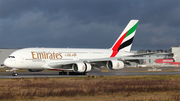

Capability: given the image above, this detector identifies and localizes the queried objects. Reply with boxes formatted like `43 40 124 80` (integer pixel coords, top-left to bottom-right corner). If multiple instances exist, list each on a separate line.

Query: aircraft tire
69 72 75 75
69 72 86 75
59 72 67 75
64 72 67 75
12 73 18 76
82 72 86 75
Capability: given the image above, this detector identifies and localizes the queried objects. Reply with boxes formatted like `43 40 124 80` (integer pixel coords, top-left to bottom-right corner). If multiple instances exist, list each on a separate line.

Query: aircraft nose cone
4 58 10 67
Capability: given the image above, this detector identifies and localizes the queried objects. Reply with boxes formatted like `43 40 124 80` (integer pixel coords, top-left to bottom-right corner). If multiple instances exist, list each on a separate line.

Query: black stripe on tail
118 37 134 51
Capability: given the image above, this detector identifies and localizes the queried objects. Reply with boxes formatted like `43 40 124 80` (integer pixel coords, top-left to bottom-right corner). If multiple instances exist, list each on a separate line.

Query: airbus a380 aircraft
4 20 141 76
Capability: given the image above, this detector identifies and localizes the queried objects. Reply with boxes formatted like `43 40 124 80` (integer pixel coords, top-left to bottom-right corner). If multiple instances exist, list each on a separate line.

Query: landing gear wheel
12 73 18 76
82 72 86 75
69 72 75 75
12 68 18 76
69 72 87 75
64 72 67 75
59 72 67 75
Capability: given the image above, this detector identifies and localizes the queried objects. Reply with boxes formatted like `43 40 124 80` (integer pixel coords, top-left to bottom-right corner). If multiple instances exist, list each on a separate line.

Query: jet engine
72 62 92 72
28 69 44 72
106 60 124 70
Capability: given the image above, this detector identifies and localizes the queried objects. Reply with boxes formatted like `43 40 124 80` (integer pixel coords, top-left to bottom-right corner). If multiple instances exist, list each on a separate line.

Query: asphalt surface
1 68 180 78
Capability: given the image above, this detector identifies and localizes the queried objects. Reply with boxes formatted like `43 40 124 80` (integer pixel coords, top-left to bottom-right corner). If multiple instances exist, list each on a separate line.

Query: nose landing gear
11 69 18 76
6 69 18 76
12 73 18 76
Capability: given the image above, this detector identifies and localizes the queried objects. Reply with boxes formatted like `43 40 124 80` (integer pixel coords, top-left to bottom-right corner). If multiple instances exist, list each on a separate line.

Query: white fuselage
4 48 134 70
3 20 139 76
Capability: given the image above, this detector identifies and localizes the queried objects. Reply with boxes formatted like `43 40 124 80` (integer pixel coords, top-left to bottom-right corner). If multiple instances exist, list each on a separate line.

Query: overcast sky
0 0 180 50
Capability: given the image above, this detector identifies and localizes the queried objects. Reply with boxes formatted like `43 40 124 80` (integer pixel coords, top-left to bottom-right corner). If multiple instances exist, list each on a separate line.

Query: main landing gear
69 72 86 75
58 72 87 75
59 72 67 75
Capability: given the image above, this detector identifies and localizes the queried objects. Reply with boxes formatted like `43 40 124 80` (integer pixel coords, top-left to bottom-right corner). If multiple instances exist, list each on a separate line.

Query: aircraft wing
126 52 172 57
43 56 166 71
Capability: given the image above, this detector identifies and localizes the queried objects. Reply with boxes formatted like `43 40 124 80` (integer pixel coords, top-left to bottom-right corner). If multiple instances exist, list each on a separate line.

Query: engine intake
72 62 92 72
106 60 124 70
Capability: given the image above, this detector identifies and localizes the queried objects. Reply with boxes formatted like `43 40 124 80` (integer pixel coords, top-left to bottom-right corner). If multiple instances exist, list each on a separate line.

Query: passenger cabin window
8 56 15 58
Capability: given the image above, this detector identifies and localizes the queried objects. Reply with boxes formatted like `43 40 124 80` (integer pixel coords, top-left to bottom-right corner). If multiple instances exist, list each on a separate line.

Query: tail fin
110 20 139 57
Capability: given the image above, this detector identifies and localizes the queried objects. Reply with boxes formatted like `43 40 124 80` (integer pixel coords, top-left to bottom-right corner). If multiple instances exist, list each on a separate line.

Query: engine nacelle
28 69 44 72
106 60 124 70
72 62 92 72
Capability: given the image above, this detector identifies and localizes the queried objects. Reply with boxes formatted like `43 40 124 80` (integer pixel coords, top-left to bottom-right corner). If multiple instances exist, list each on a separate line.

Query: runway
1 68 180 78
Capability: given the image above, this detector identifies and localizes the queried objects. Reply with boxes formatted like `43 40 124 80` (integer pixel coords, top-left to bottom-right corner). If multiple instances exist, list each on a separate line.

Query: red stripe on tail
110 31 128 57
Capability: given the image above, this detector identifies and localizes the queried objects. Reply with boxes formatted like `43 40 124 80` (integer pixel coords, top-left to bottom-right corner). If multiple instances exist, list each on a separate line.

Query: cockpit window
8 56 15 58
